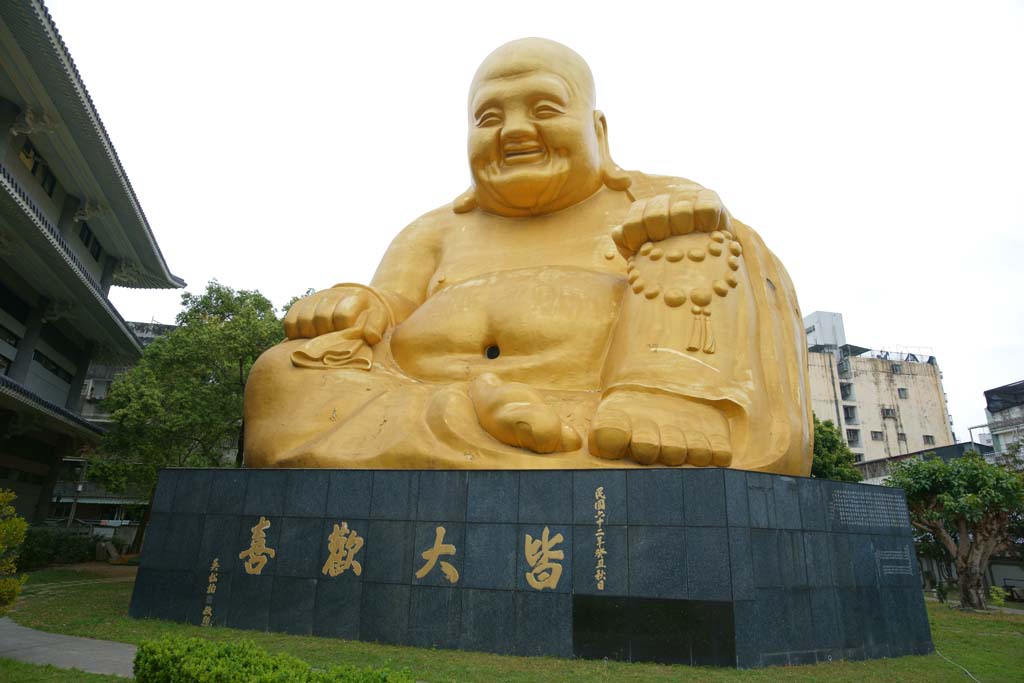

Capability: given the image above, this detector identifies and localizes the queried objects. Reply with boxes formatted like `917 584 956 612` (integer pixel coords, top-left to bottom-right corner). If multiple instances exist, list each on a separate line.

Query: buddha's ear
452 185 477 214
595 110 631 192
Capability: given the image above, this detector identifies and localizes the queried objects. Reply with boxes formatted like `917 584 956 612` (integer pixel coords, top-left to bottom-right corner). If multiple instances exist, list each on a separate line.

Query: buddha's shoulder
626 171 705 197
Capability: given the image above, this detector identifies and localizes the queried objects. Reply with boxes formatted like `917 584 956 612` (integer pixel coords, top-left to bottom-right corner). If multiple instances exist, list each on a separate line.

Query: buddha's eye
533 103 564 119
476 112 502 127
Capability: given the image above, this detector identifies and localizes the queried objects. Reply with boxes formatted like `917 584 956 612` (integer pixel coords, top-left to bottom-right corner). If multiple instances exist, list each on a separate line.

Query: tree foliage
0 489 28 613
94 281 283 495
811 415 862 482
887 451 1024 609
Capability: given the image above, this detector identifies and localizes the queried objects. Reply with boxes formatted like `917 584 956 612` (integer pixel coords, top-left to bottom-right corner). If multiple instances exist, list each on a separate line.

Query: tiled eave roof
0 374 104 440
1 1 184 290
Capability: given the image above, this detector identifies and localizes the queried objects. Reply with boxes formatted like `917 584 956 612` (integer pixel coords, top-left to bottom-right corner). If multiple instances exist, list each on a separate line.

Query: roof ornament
73 200 104 223
9 107 56 136
42 299 73 322
114 259 142 286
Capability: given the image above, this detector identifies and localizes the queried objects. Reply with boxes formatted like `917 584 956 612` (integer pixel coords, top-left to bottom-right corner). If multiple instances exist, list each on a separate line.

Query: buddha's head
455 38 629 217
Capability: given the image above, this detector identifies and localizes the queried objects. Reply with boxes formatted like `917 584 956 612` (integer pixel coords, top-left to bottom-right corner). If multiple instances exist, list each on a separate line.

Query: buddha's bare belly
390 267 625 391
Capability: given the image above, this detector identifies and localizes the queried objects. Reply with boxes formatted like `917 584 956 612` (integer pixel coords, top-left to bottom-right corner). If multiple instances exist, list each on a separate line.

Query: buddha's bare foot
588 390 732 467
469 373 582 454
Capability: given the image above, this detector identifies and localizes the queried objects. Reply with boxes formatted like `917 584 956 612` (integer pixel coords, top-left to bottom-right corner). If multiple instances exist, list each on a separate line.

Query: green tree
811 415 862 482
0 489 28 614
887 451 1024 609
93 281 283 551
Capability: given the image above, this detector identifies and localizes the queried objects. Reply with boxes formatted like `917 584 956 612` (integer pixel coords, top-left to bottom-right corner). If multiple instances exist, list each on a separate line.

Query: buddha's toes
468 373 582 454
588 390 732 467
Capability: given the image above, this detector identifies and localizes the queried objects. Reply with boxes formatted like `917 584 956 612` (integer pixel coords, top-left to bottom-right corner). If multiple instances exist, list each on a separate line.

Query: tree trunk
128 485 155 555
235 417 245 467
956 556 987 609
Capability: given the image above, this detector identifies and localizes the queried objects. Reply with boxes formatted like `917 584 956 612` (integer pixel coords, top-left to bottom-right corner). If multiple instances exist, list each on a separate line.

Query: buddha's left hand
610 189 731 258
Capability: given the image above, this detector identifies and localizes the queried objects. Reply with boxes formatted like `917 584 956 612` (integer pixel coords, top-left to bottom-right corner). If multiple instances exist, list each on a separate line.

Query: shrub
989 585 1007 608
16 526 96 571
0 489 28 613
134 636 414 683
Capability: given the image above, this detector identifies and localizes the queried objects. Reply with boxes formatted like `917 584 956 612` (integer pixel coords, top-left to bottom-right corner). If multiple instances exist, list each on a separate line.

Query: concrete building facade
0 2 182 520
983 380 1024 459
804 312 954 463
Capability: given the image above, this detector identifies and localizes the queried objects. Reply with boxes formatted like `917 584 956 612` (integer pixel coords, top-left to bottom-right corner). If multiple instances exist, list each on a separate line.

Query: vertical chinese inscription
239 516 276 575
415 526 459 584
201 558 220 626
322 521 364 577
525 526 565 591
594 486 607 591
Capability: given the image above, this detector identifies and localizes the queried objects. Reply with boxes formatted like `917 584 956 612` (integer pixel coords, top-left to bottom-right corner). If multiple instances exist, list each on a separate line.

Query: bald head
470 38 596 109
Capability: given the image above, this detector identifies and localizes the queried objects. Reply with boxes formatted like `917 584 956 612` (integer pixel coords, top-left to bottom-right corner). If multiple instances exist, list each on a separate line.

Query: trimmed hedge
16 526 95 571
134 636 413 683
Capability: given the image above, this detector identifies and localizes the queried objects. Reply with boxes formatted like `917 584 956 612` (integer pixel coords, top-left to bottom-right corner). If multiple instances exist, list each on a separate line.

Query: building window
78 222 103 261
897 432 907 442
0 354 10 376
846 429 861 447
871 431 884 441
843 405 858 422
32 350 73 383
0 322 18 348
898 387 909 399
891 363 902 374
805 325 815 335
923 435 935 445
854 452 864 463
840 383 854 400
40 167 57 196
881 407 897 419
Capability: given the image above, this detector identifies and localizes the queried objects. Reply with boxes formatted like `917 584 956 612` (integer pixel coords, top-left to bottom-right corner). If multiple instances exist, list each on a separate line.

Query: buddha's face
468 71 603 216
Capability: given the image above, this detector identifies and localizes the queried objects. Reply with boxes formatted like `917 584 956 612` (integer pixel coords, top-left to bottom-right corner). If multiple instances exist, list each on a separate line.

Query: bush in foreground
0 489 28 613
135 636 413 683
16 526 96 572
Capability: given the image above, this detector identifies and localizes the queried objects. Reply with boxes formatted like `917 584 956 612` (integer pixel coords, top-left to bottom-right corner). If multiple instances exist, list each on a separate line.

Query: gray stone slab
683 468 726 526
466 470 518 523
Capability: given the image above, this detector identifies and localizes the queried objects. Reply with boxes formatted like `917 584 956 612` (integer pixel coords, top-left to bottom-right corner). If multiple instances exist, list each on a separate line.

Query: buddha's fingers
621 201 648 251
641 195 671 241
669 196 695 236
694 189 723 233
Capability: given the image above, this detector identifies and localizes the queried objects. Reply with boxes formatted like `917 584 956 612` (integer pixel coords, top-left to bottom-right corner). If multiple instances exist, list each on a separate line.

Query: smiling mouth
503 147 546 165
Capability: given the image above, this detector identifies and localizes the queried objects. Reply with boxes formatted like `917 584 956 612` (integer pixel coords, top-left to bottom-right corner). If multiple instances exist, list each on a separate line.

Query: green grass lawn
8 566 1024 682
0 658 123 682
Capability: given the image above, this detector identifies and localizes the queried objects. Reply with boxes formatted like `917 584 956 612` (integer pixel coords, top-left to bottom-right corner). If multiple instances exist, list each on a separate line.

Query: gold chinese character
238 516 276 575
322 521 365 577
415 526 459 584
525 526 565 591
206 583 217 595
208 573 218 583
201 605 213 626
210 558 220 571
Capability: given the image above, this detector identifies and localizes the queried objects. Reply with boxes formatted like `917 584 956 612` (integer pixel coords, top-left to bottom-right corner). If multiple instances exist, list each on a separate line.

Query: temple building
0 2 183 520
804 311 954 463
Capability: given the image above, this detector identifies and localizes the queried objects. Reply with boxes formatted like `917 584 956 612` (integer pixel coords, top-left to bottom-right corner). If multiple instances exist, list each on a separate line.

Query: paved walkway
0 617 135 678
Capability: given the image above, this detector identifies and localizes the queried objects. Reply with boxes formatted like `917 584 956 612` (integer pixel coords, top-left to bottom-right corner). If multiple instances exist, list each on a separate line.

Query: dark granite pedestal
131 467 933 668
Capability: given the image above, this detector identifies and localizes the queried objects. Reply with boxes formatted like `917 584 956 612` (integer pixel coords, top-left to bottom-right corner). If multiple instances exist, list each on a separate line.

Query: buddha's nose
501 111 537 141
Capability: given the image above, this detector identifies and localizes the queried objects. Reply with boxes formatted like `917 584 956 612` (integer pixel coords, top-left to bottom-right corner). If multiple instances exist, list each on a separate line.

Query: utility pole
66 459 87 529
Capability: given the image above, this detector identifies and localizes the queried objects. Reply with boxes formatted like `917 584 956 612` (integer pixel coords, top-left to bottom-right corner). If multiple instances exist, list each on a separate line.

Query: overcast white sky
46 0 1023 441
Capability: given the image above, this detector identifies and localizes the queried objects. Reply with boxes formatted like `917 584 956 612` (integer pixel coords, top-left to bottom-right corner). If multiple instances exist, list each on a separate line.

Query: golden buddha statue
244 38 812 475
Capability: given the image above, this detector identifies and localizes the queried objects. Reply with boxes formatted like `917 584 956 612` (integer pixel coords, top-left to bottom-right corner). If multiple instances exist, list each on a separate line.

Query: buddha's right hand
282 286 388 343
